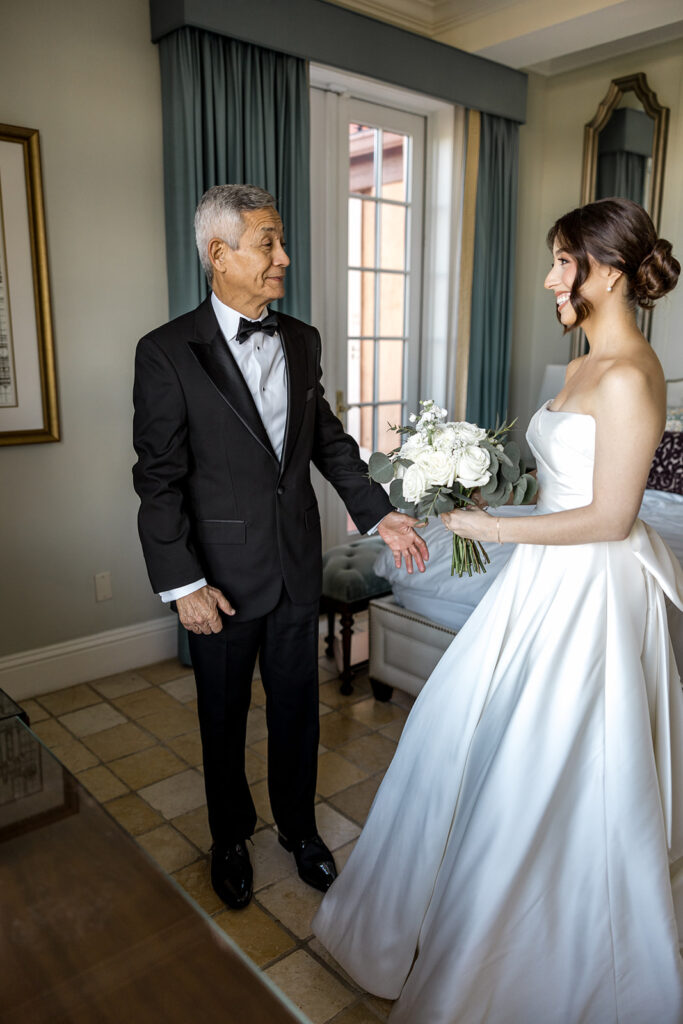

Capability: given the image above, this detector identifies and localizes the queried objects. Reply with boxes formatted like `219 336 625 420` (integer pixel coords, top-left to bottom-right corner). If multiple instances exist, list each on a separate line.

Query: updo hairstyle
546 197 680 330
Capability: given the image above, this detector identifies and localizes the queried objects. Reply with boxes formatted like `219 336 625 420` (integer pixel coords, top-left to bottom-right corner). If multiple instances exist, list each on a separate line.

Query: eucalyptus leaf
368 451 395 485
521 474 539 504
434 493 456 514
389 478 412 510
512 476 528 505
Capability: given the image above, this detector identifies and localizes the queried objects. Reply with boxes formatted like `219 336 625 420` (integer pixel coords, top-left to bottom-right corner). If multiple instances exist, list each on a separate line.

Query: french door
311 92 425 544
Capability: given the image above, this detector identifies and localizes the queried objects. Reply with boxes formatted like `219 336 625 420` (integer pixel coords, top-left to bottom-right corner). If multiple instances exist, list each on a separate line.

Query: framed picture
0 123 59 445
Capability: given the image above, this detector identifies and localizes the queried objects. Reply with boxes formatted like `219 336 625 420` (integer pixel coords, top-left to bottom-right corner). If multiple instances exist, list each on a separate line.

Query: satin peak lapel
278 317 309 475
188 304 277 461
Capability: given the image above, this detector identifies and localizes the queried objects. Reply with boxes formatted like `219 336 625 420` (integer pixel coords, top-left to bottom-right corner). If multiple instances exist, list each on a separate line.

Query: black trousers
188 586 320 845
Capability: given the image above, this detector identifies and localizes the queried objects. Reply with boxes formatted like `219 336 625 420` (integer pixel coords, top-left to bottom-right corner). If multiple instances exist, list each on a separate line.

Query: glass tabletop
0 715 311 1024
0 687 29 725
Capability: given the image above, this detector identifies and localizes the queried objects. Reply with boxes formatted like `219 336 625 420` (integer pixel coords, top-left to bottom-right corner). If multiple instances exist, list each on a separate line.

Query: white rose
456 444 491 488
452 421 487 445
414 448 456 488
402 462 429 503
400 432 428 458
432 425 458 453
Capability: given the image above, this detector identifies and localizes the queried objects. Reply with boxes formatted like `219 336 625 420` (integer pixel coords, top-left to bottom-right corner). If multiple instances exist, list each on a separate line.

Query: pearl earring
607 284 613 292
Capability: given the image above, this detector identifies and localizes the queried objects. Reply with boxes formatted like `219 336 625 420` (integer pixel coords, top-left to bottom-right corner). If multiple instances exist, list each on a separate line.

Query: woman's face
544 242 578 327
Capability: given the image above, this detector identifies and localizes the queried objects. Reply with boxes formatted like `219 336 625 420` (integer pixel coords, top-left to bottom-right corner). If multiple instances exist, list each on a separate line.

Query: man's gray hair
194 184 277 282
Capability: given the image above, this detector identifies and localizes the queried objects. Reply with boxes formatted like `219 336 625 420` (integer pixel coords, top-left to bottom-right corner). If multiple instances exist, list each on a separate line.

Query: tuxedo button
277 486 285 495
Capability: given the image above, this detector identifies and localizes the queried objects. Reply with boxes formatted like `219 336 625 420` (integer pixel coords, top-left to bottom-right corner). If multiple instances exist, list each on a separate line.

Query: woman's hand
440 507 498 543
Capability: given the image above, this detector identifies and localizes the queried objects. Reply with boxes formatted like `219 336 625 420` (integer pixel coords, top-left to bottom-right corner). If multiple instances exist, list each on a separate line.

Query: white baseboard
0 616 179 702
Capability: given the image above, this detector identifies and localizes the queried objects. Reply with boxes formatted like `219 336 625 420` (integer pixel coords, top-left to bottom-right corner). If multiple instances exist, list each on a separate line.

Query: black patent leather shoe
210 840 253 909
278 833 337 892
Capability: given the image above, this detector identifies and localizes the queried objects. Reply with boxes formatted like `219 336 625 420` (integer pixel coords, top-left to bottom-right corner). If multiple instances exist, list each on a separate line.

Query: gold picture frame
0 124 59 444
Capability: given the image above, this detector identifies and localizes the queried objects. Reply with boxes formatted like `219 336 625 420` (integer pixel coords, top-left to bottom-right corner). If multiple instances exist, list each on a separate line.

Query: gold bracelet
496 518 502 544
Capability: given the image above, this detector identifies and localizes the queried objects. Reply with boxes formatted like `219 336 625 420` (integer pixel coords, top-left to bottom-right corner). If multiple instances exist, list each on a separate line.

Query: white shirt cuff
159 578 207 603
367 513 392 535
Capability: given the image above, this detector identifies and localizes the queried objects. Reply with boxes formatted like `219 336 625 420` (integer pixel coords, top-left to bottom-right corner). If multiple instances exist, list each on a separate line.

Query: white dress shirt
159 294 288 603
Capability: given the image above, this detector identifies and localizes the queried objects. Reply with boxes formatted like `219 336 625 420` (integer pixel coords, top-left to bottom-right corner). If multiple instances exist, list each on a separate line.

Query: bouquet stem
450 534 491 578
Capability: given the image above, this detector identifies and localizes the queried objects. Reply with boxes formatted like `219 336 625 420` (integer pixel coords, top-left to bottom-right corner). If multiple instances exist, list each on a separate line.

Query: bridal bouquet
369 400 538 577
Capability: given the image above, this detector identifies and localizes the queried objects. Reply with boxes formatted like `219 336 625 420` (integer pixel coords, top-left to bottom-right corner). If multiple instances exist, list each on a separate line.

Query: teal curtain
466 113 519 427
158 26 311 321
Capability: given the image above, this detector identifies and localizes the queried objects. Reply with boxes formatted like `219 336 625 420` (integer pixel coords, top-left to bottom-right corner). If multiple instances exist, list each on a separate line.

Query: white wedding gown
313 403 683 1024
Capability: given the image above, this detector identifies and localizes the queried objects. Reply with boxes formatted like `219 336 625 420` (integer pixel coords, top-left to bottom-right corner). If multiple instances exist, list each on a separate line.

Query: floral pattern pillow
647 429 683 494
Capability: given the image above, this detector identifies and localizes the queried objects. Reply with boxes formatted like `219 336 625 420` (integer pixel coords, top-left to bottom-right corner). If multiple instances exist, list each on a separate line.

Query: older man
133 185 427 909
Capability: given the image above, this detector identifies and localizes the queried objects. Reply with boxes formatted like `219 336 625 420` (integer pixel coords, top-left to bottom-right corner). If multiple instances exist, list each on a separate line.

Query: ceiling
323 0 683 75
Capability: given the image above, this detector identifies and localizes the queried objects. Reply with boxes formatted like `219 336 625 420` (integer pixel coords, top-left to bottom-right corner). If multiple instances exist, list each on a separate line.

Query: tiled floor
25 616 414 1024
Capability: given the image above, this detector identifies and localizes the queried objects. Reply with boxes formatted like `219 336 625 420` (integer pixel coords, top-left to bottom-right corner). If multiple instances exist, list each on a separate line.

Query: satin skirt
313 521 683 1024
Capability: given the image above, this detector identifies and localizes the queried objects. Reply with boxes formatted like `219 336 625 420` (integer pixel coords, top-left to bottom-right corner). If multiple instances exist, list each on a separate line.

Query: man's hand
177 585 235 634
377 511 429 574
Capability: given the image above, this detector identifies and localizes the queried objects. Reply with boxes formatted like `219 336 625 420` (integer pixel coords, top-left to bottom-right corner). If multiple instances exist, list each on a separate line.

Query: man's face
209 207 290 315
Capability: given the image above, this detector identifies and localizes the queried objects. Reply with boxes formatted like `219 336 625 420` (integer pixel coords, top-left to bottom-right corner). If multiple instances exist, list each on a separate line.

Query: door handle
336 390 348 415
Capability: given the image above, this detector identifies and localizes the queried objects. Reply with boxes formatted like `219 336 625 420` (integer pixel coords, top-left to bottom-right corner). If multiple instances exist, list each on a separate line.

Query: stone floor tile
334 1004 386 1023
249 778 274 824
136 705 198 741
104 793 164 835
332 838 357 873
20 699 50 723
137 657 188 684
160 674 196 703
59 703 127 738
329 775 382 826
31 718 73 748
318 711 371 750
251 827 298 891
340 697 406 729
213 902 296 967
167 729 204 767
265 949 355 1024
172 858 223 914
136 824 199 873
318 680 369 710
109 746 185 789
306 938 362 993
139 768 206 818
77 764 128 802
257 874 324 940
89 671 151 700
245 746 267 784
389 688 415 711
110 687 180 719
249 737 269 760
365 995 394 1020
316 752 368 798
50 738 99 774
378 717 406 743
251 679 266 707
246 706 269 744
171 806 211 852
81 721 155 761
315 803 361 851
318 664 339 684
336 734 397 775
36 683 101 716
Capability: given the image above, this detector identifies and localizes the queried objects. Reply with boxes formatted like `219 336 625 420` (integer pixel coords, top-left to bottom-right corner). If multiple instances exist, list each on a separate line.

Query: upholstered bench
321 537 391 695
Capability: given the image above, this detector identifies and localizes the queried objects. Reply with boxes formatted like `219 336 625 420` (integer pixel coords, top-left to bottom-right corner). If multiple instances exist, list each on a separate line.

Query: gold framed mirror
572 72 669 357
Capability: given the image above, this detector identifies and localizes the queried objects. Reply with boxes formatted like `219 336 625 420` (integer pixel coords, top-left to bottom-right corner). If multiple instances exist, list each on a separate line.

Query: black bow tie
236 312 279 344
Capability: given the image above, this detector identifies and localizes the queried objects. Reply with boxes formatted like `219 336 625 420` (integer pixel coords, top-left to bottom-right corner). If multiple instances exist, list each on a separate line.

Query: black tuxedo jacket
133 297 392 620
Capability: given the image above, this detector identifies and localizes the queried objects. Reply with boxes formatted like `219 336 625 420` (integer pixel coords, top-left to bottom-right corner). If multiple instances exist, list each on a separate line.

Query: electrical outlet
95 571 112 602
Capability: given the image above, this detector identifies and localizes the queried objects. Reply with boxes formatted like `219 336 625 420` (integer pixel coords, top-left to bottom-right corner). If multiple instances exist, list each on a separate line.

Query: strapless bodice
526 402 596 513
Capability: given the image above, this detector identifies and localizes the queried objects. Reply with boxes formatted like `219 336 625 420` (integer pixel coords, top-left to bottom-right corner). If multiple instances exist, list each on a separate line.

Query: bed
369 403 683 700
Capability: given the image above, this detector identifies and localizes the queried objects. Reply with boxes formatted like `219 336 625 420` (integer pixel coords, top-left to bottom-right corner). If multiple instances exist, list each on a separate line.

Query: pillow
647 431 683 494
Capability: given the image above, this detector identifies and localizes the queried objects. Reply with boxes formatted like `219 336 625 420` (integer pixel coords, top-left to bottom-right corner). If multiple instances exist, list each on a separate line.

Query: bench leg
339 611 354 695
370 677 393 702
325 609 335 659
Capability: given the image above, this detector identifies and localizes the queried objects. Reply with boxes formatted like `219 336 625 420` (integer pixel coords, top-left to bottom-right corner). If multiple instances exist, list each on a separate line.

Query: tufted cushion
322 537 391 603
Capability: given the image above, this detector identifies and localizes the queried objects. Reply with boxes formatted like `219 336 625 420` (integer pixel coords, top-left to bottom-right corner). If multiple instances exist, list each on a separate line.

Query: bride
312 198 683 1023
